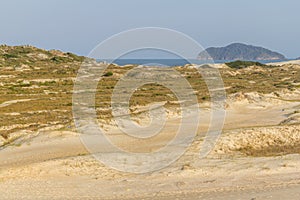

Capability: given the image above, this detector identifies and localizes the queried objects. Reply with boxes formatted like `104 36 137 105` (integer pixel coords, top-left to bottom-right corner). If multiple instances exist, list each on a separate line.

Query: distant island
198 43 286 61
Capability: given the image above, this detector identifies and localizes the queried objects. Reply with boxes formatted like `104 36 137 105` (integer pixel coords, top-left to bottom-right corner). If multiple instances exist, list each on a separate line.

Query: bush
2 54 18 59
103 71 113 77
225 60 266 69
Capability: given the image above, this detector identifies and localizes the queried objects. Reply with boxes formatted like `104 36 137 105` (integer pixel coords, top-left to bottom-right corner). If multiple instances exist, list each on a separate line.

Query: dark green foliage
103 71 113 77
225 60 266 69
2 53 18 59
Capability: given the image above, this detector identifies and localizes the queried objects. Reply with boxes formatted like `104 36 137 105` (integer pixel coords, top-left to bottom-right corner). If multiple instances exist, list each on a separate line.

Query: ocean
98 59 290 67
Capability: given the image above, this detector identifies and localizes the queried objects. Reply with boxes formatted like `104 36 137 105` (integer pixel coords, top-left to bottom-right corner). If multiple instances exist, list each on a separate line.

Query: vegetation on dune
225 60 268 69
103 71 113 77
0 45 300 139
0 45 85 67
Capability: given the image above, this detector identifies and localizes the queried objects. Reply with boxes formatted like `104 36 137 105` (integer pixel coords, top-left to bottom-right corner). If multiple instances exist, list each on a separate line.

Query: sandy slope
1 91 300 199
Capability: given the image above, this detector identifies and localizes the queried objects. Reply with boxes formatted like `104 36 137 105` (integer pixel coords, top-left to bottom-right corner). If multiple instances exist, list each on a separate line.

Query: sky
1 0 299 58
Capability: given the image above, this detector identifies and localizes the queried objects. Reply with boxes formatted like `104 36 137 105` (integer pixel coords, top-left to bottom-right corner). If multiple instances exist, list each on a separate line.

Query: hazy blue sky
1 0 299 58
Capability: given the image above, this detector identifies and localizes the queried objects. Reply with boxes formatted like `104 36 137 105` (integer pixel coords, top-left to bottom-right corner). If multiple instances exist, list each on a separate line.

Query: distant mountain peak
198 43 286 61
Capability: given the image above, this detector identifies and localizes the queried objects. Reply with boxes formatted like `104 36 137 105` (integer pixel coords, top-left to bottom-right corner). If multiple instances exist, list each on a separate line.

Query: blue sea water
98 59 290 67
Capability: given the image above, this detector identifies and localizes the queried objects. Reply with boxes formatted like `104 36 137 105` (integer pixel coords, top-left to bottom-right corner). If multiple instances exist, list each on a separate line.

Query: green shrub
225 60 266 69
103 71 113 77
2 54 18 59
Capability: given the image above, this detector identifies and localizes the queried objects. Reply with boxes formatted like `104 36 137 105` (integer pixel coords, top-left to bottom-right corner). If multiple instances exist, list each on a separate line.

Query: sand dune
1 89 300 199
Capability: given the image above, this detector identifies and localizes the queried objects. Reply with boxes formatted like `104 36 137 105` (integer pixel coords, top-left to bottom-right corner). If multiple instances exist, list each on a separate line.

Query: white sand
1 90 300 199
